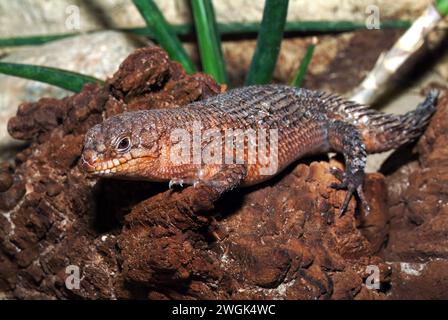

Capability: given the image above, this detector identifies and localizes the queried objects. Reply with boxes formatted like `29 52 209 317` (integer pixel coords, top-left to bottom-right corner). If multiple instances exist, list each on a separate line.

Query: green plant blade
0 33 78 47
132 0 196 74
245 0 289 85
436 0 448 16
281 20 411 32
290 43 316 87
132 20 410 35
0 62 104 92
0 20 411 48
191 0 227 84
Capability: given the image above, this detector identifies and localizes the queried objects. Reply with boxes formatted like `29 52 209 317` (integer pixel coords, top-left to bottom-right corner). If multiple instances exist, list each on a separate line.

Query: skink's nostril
82 149 96 162
81 150 97 171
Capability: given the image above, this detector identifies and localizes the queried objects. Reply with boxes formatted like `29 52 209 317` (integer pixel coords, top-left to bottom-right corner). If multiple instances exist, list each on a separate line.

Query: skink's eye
116 137 131 152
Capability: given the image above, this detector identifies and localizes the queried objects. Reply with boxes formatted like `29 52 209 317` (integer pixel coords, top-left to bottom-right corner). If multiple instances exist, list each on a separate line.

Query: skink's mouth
82 154 133 176
82 154 155 176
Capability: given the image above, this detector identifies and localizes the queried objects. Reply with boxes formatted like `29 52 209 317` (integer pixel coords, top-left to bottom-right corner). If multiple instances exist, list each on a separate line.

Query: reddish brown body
82 85 438 214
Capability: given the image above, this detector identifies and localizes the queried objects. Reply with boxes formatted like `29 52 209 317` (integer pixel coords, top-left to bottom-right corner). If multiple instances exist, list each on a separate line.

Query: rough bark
0 46 446 299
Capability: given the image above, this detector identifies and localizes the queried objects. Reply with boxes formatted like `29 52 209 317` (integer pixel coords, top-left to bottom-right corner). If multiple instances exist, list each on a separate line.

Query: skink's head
81 111 160 179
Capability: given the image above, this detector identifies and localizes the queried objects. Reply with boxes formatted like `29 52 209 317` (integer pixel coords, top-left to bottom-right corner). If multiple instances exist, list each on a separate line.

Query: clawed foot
169 178 208 189
169 178 184 189
330 167 370 216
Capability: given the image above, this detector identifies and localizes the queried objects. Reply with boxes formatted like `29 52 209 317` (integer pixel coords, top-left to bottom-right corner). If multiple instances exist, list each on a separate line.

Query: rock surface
0 46 446 300
380 93 448 299
0 47 391 299
0 47 222 299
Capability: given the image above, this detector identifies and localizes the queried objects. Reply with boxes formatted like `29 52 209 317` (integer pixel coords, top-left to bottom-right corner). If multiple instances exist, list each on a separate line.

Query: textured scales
82 85 439 215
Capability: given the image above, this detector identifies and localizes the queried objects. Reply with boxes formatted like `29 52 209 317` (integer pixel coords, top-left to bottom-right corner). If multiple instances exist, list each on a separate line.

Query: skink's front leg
188 164 247 211
327 120 370 216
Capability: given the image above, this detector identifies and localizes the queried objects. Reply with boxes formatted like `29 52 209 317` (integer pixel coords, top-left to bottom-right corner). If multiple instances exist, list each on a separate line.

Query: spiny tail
320 90 439 154
361 90 439 153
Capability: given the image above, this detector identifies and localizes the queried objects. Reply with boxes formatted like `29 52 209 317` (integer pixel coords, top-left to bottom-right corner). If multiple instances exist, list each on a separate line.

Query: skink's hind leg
327 120 370 216
329 167 370 216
